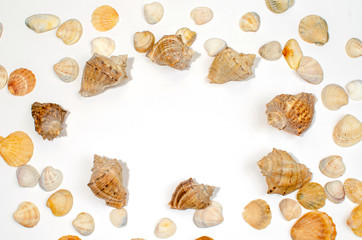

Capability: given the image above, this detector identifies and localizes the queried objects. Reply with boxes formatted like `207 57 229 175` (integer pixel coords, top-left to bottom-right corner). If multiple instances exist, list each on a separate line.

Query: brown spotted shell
347 204 362 237
8 68 36 96
344 178 362 204
297 182 326 210
242 199 271 230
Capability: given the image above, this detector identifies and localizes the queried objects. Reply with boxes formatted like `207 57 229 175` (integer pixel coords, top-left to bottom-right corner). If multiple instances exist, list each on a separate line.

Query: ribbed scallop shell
144 2 164 24
13 201 40 228
259 41 282 61
347 204 362 237
176 27 197 47
154 218 177 238
58 236 81 240
333 114 362 147
299 15 329 46
344 178 362 204
46 189 73 216
321 84 348 110
346 80 362 101
324 180 345 204
91 37 115 57
242 199 271 230
8 68 36 96
193 201 223 228
204 38 227 57
279 198 301 221
39 166 63 191
297 182 326 210
191 7 213 25
16 164 40 188
54 57 79 82
56 19 83 45
265 0 294 13
319 155 345 178
72 212 95 236
134 31 155 53
91 5 119 32
0 65 8 90
25 14 60 33
282 39 303 69
239 12 260 32
345 38 362 58
110 208 127 228
296 56 323 84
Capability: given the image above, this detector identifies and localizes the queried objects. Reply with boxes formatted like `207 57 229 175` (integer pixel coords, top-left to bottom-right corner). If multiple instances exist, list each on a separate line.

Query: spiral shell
319 155 345 178
72 212 95 236
345 38 362 58
144 2 164 24
239 12 260 32
16 164 40 188
39 166 63 191
265 0 294 14
347 204 362 237
56 19 82 45
54 57 79 82
91 5 119 32
191 7 213 25
0 65 8 90
297 182 326 210
176 27 197 47
8 68 36 96
279 198 302 221
13 201 40 228
346 80 362 101
321 84 348 110
110 208 127 228
296 56 324 84
242 199 271 230
134 31 155 53
344 178 362 204
154 218 176 238
259 41 282 61
282 39 303 69
91 37 115 57
193 201 223 228
333 114 362 147
299 15 329 46
25 14 60 33
46 189 73 216
324 180 345 204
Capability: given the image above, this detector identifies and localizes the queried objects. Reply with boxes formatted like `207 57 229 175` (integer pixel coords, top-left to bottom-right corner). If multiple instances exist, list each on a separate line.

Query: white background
0 0 361 239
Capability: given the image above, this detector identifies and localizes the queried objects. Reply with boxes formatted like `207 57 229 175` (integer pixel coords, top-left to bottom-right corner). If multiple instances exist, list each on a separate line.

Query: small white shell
345 38 362 58
319 155 346 178
53 57 79 82
144 2 164 24
204 38 227 57
176 27 197 47
239 12 260 32
193 201 223 228
72 212 95 236
265 0 295 14
91 37 115 57
191 7 213 25
279 198 301 221
296 56 323 84
346 80 362 101
109 208 127 228
16 164 40 188
259 41 282 61
154 218 176 238
321 84 348 110
25 14 61 33
0 65 8 90
324 180 345 203
39 166 63 192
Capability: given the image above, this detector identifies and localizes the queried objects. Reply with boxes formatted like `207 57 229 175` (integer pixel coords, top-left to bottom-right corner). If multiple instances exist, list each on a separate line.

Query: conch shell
333 114 362 147
242 199 271 230
0 131 33 167
347 204 362 237
13 201 40 228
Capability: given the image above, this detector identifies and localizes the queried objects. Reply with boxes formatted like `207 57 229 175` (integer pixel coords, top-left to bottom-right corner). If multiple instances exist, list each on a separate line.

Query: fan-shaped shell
239 12 260 32
72 212 95 236
282 39 303 69
345 38 362 58
259 41 282 61
13 201 40 228
39 166 63 191
296 56 323 84
0 65 8 90
91 5 119 32
279 198 301 221
91 37 115 57
204 38 227 57
299 15 329 46
58 236 81 240
324 180 345 204
176 27 197 47
144 2 164 24
297 182 326 210
110 208 127 228
319 155 345 178
134 31 155 53
8 68 36 96
242 199 271 230
333 114 362 147
346 80 362 101
46 189 73 216
193 201 223 228
191 7 213 25
25 14 60 33
56 19 82 45
344 178 362 204
265 0 294 13
321 84 348 110
54 57 79 82
347 204 362 237
154 218 176 238
16 164 40 188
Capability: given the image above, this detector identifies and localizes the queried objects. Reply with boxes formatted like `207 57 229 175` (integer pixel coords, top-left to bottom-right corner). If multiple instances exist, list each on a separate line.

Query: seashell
56 19 83 45
346 80 362 101
88 155 127 208
72 212 95 236
258 148 312 195
13 201 40 228
154 218 176 238
296 56 324 84
146 35 194 70
91 37 115 57
80 53 128 97
319 155 345 178
239 12 260 32
8 68 36 96
39 166 63 191
0 65 8 90
279 198 302 221
291 211 336 240
25 14 60 33
169 178 215 210
282 39 303 69
299 15 329 46
265 0 294 14
0 22 3 39
193 201 223 228
265 92 316 136
46 189 73 216
195 237 213 240
109 208 127 228
191 7 213 25
144 2 164 25
324 180 345 204
176 27 197 47
134 31 155 53
344 178 362 204
259 41 282 61
333 114 362 147
58 236 81 240
0 131 34 167
321 84 348 110
297 182 326 210
242 199 271 230
91 5 119 32
53 57 79 82
347 204 362 237
16 164 40 188
31 102 67 141
345 38 362 58
204 38 227 57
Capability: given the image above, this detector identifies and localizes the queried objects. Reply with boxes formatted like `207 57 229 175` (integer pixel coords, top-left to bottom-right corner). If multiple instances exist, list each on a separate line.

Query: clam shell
134 31 155 53
16 164 40 188
58 236 81 240
13 201 40 228
242 199 271 230
193 201 223 228
154 218 176 238
321 84 348 110
176 27 197 47
46 189 73 216
109 208 127 228
344 178 362 204
239 12 260 32
0 22 3 39
346 80 362 101
347 204 362 237
282 39 303 69
279 198 301 221
0 65 8 90
39 166 63 191
195 237 213 240
144 2 164 24
333 114 362 147
345 38 362 58
56 19 83 45
265 0 294 14
25 14 60 33
204 38 227 57
54 57 79 82
324 180 345 204
91 5 119 32
191 7 213 25
299 15 329 46
297 182 326 210
91 37 115 57
296 56 323 84
259 41 282 61
319 155 345 178
8 68 36 96
72 212 95 236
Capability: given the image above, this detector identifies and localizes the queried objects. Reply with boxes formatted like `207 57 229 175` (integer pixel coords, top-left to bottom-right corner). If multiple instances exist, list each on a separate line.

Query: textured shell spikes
13 201 40 228
265 0 295 14
333 114 362 147
242 199 272 230
8 68 36 96
56 19 82 45
91 5 119 32
299 15 329 46
31 102 68 141
53 57 79 82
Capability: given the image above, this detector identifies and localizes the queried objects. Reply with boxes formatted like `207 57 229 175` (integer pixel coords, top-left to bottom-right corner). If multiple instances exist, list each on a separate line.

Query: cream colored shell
296 56 323 84
319 155 345 178
265 0 294 14
239 12 260 32
282 39 303 69
91 37 115 57
144 2 164 24
345 38 362 58
0 65 8 90
193 201 224 228
176 27 197 47
54 57 79 82
13 201 40 228
204 38 227 57
321 84 348 110
134 31 155 53
344 178 362 204
325 180 345 204
259 41 282 61
56 19 83 45
110 208 127 228
243 199 271 230
25 14 60 33
299 15 329 46
279 198 301 221
154 218 177 238
346 80 362 101
0 22 3 39
39 166 63 191
16 164 40 188
333 114 362 147
347 204 362 237
191 7 213 25
72 212 95 236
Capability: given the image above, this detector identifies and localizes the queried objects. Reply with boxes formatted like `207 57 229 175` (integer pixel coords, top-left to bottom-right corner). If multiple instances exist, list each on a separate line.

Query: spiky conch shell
88 155 127 209
257 148 312 195
0 131 33 167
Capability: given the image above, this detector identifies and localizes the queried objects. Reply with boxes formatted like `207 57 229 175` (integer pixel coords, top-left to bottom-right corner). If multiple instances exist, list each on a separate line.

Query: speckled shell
25 14 60 33
282 39 303 69
13 201 40 228
239 12 260 32
347 204 362 237
279 198 302 221
134 31 155 53
297 182 326 210
265 0 294 13
299 15 329 46
16 164 40 188
91 37 115 57
8 68 36 96
144 2 164 24
0 65 8 90
58 236 81 240
110 208 127 228
296 56 324 84
54 57 79 82
39 166 63 191
259 41 282 61
176 27 197 47
346 80 362 101
321 84 348 110
46 189 73 216
333 114 362 147
191 7 213 25
91 5 119 32
169 178 215 210
344 178 362 204
319 155 345 178
242 199 271 230
154 218 177 238
72 212 95 236
324 180 345 204
56 19 82 45
345 38 362 58
193 201 223 228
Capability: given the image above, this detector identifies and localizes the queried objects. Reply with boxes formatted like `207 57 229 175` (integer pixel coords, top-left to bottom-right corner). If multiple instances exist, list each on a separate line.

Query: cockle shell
46 189 73 217
0 65 8 90
299 15 329 46
191 7 213 25
258 148 312 195
8 68 36 96
144 2 164 25
347 204 362 237
344 178 362 204
297 182 326 210
242 199 271 230
88 155 127 209
176 27 197 47
91 37 115 57
193 201 223 228
25 14 60 33
72 212 95 236
296 56 324 84
13 201 40 228
54 57 79 82
39 166 63 191
239 12 260 32
80 53 128 97
321 84 348 110
279 198 301 221
58 236 81 240
0 131 34 167
265 0 295 14
346 80 362 101
204 38 227 57
16 164 40 188
146 35 194 70
195 237 213 240
110 208 127 228
91 5 119 32
345 38 362 58
134 31 155 53
282 39 303 69
319 155 345 178
324 180 345 204
154 218 176 238
291 211 336 240
333 114 362 147
259 41 282 61
31 102 67 141
56 19 82 45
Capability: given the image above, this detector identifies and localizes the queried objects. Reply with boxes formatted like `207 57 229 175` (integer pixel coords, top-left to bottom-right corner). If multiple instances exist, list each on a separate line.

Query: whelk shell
297 182 326 210
193 201 223 228
144 2 164 25
109 208 127 228
16 164 40 188
91 37 115 57
333 114 362 147
91 5 119 32
154 218 176 238
242 199 271 230
321 84 348 110
259 41 282 61
296 56 324 84
46 189 73 217
39 166 63 191
176 27 197 47
54 57 79 82
25 14 60 33
319 155 345 178
13 201 40 228
346 80 362 101
265 0 295 14
347 204 362 237
239 12 260 32
0 65 8 90
345 38 362 58
58 236 81 240
8 68 36 96
72 212 95 236
344 178 362 204
56 19 83 45
134 31 155 53
204 38 227 57
299 15 329 46
191 7 213 25
324 180 345 204
282 39 303 69
279 198 301 221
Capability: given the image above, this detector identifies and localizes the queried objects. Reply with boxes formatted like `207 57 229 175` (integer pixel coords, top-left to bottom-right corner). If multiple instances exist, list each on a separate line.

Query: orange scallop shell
58 236 81 240
8 68 36 96
195 237 213 240
91 5 119 32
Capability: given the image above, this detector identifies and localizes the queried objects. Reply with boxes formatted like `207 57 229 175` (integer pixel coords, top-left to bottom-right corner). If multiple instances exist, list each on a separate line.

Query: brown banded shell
16 164 40 188
333 114 362 147
72 212 95 236
134 31 155 53
344 178 362 204
242 199 271 230
279 198 302 221
13 201 40 228
58 236 81 240
296 56 323 84
259 41 282 61
193 201 223 228
0 65 8 90
191 7 213 25
321 84 348 110
54 57 79 82
176 27 197 47
25 14 60 33
319 155 345 178
8 68 36 96
91 5 119 32
39 166 63 191
345 38 362 58
56 19 82 45
297 182 326 210
347 204 362 237
299 15 329 46
265 0 294 14
239 12 260 32
282 39 303 69
46 189 73 216
324 180 345 204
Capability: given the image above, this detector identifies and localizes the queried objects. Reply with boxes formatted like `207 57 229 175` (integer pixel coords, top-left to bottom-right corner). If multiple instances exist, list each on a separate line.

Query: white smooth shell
296 56 323 84
345 38 362 58
154 218 176 238
204 38 227 57
53 57 79 82
39 166 63 191
144 2 164 24
16 164 40 188
110 208 127 228
319 155 346 178
279 198 301 221
346 80 362 101
91 37 115 57
324 180 345 203
191 7 213 25
25 14 60 33
0 65 8 90
259 41 282 61
193 201 223 228
72 212 95 236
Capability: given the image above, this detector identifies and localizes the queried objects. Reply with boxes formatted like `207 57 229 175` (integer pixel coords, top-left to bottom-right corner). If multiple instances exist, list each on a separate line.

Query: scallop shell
144 2 164 24
324 180 345 204
25 14 60 33
13 201 40 228
296 56 324 84
88 155 127 209
193 201 223 228
0 65 8 90
195 237 213 240
31 102 67 141
297 182 326 210
239 12 260 32
279 198 302 221
319 155 346 178
346 80 362 101
110 208 127 228
58 236 81 240
91 37 115 57
345 38 362 58
176 27 197 47
72 212 95 236
347 204 362 237
0 131 34 167
265 0 294 13
344 178 362 204
46 189 73 217
39 166 63 191
321 84 348 110
282 39 303 69
204 38 227 57
134 31 155 53
258 148 312 195
91 5 119 32
291 211 336 240
242 199 271 230
259 41 282 61
333 114 362 147
299 15 329 46
54 57 79 82
16 164 40 188
154 218 176 238
80 53 128 97
56 19 82 45
8 68 36 96
169 178 215 210
191 7 213 25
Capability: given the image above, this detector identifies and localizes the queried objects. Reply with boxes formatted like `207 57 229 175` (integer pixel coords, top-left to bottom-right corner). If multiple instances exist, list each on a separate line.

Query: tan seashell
39 166 63 191
265 0 294 14
56 19 82 45
242 199 271 230
296 56 324 84
345 38 362 58
0 131 34 167
109 208 127 228
259 41 282 61
282 39 303 69
154 218 176 238
16 164 40 188
13 201 40 228
258 148 312 195
319 155 345 178
239 12 260 32
0 22 3 39
25 14 60 33
91 37 115 57
297 182 326 210
46 189 73 216
279 198 302 221
58 236 81 240
204 38 227 57
72 212 95 236
54 57 79 82
144 2 164 25
193 201 223 228
8 68 36 96
191 7 213 25
347 204 362 237
80 53 128 97
324 180 345 204
0 65 8 90
299 15 329 46
321 84 348 110
344 178 362 204
176 27 197 47
333 114 362 147
91 5 119 32
291 211 336 240
134 31 155 53
346 80 362 101
195 237 213 240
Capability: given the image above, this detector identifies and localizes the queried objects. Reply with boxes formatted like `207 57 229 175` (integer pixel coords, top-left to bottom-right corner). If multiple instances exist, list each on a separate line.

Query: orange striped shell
91 5 119 32
8 68 36 96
